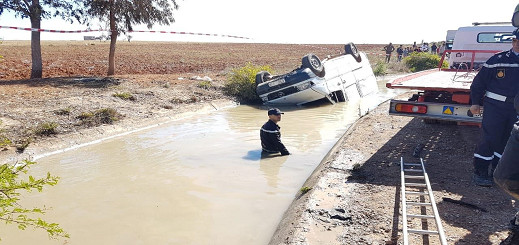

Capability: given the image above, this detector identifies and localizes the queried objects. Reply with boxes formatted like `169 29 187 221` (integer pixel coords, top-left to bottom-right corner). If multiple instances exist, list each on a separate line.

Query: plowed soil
0 41 385 80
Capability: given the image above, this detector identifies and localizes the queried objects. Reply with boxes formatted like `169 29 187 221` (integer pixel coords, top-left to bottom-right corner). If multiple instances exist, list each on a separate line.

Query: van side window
477 32 514 43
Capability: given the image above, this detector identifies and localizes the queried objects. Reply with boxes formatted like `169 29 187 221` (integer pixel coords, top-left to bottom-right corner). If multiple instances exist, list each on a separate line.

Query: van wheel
302 54 324 77
318 67 326 77
255 71 271 86
345 43 362 62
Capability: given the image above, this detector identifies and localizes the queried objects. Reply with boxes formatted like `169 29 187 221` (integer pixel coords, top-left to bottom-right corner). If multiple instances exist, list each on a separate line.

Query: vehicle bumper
262 84 329 105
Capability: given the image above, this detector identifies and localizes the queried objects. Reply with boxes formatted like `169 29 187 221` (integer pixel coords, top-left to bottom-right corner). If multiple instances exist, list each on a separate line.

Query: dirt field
1 41 514 244
0 41 388 80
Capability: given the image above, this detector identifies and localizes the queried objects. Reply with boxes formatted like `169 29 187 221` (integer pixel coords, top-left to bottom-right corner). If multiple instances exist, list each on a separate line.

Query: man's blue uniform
260 120 289 155
471 49 519 182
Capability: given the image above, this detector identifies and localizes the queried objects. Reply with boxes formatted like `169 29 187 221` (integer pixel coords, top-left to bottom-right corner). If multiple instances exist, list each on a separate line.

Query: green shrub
300 186 312 194
0 135 11 147
94 108 120 124
77 112 94 120
197 81 212 89
15 138 31 153
35 122 59 136
224 63 273 103
373 62 387 76
113 92 135 101
403 52 448 72
77 108 121 126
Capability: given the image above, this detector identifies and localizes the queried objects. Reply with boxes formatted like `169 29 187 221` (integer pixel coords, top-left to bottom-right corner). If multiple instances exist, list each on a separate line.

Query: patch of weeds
352 163 362 171
189 96 198 103
163 82 171 88
197 81 212 89
162 105 174 109
54 107 71 116
77 112 94 120
95 108 120 124
373 62 387 76
34 122 59 136
77 108 121 126
0 133 11 149
15 138 31 153
300 186 312 194
113 92 136 101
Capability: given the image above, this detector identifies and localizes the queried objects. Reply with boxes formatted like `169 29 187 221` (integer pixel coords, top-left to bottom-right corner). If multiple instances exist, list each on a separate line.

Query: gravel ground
270 95 517 245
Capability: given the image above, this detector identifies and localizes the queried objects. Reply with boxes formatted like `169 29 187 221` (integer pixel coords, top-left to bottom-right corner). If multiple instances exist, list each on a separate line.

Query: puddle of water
1 80 404 244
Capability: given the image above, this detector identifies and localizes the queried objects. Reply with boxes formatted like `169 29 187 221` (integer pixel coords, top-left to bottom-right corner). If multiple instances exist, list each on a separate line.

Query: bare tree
0 0 80 79
81 0 178 75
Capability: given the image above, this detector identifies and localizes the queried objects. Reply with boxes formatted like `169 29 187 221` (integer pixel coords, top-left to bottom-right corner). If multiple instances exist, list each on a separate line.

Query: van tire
345 43 362 62
302 54 324 77
255 71 271 86
318 67 326 77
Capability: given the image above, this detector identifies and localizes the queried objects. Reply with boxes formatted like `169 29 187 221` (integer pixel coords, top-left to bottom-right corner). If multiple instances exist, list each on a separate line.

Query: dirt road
270 95 516 245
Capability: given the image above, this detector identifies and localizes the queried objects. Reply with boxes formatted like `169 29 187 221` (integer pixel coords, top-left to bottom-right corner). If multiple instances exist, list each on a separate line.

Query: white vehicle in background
445 30 456 50
255 43 377 105
386 22 516 125
448 24 515 69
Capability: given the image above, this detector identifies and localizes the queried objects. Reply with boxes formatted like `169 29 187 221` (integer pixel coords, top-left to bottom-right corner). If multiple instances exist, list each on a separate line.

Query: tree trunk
107 0 117 76
30 0 43 79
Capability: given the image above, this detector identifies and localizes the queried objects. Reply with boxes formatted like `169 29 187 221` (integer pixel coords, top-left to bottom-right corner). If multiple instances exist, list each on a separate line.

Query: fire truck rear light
395 103 428 114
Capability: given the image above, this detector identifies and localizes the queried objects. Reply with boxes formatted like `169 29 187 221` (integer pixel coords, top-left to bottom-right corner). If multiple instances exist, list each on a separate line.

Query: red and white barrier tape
0 25 250 39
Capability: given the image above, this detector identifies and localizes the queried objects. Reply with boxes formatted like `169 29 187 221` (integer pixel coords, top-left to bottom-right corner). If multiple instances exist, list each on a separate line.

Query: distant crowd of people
383 41 448 63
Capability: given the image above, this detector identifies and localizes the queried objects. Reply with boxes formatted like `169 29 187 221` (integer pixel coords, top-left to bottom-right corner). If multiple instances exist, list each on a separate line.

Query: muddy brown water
2 79 404 244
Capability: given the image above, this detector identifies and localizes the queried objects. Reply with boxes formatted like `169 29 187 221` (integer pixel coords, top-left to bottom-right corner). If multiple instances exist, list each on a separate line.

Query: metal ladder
400 157 447 245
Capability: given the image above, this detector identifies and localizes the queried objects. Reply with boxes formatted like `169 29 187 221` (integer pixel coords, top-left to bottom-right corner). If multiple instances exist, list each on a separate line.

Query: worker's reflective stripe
494 152 503 158
474 153 494 161
483 63 519 68
485 91 508 102
261 128 279 133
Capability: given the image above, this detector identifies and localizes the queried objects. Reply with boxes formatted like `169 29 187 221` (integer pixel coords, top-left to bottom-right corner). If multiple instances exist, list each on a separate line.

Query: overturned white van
255 43 377 105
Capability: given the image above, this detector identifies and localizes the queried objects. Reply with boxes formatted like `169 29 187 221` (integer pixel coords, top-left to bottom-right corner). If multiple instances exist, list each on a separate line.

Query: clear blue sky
0 0 518 44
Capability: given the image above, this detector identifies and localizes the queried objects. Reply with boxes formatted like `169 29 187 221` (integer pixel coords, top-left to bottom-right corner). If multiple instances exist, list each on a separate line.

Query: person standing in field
396 45 404 62
403 47 409 57
469 28 519 187
438 42 446 56
384 42 395 63
431 43 438 55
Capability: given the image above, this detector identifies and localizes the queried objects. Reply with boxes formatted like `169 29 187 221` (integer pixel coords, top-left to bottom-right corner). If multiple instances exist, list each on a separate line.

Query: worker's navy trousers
474 99 518 175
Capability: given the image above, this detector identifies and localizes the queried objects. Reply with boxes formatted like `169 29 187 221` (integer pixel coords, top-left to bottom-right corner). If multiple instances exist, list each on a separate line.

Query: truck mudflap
389 99 482 123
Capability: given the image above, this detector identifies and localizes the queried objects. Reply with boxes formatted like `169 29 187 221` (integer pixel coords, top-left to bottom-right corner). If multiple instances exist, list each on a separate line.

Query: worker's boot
473 170 493 187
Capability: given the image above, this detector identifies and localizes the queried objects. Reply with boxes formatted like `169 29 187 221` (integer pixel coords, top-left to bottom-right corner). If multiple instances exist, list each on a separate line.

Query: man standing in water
260 108 290 156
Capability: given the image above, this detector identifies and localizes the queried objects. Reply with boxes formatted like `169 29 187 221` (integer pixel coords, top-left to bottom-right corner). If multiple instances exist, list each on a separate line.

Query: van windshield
477 32 514 43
